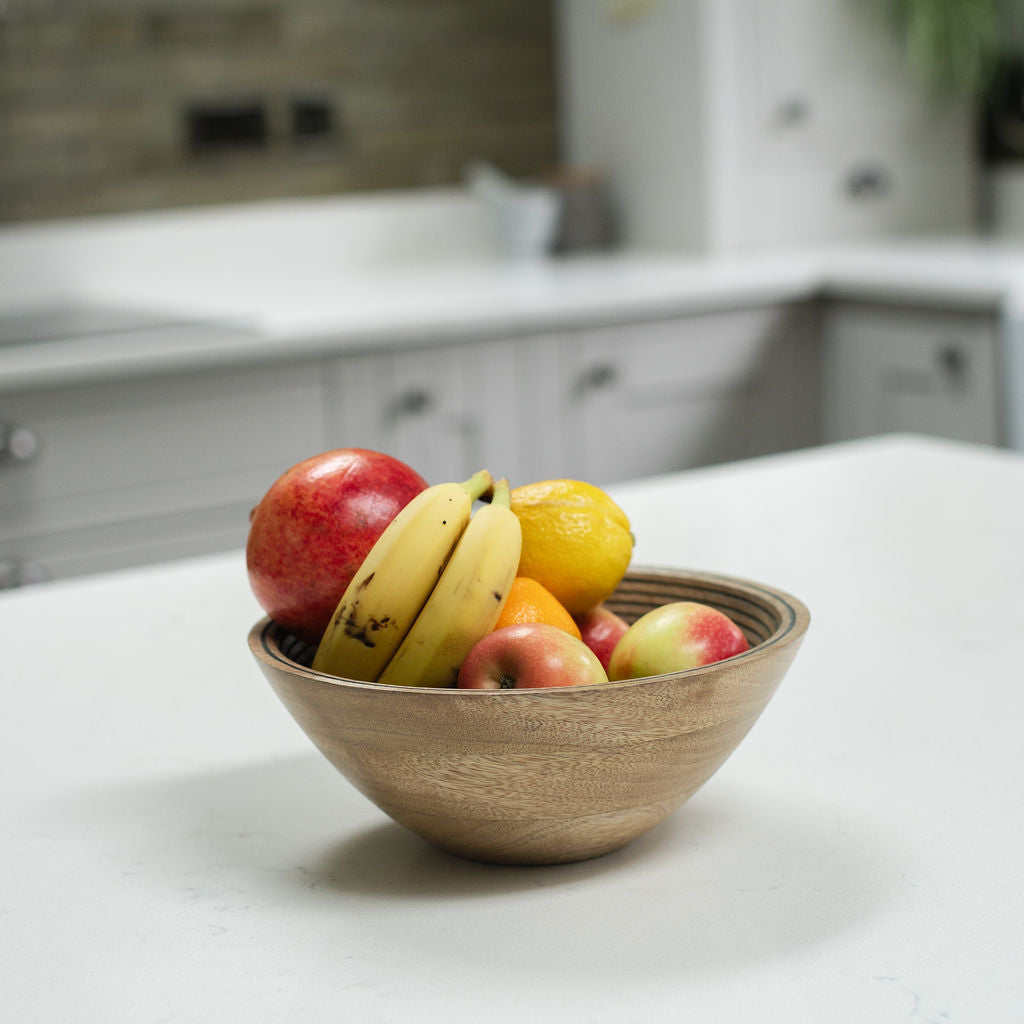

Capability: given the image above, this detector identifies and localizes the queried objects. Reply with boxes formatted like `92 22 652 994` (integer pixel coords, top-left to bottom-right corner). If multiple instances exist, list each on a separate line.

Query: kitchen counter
0 250 825 390
2 191 1024 393
3 434 1022 1022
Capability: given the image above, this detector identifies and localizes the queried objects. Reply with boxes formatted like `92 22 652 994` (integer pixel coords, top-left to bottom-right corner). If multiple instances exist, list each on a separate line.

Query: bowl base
382 798 684 866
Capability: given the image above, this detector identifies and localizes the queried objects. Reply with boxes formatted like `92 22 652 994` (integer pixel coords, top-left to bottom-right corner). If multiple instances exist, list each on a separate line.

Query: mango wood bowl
248 567 810 866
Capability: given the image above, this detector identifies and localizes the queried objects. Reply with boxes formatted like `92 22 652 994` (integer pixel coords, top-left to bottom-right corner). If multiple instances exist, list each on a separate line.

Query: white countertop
3 434 1023 1022
4 190 1024 390
0 248 826 390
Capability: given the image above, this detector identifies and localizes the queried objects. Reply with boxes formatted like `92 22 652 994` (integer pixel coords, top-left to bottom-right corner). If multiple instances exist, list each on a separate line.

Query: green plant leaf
876 0 1009 95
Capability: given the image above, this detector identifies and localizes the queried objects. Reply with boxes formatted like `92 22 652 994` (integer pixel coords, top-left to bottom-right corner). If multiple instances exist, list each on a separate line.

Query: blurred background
3 0 1024 588
3 0 1023 238
0 0 559 223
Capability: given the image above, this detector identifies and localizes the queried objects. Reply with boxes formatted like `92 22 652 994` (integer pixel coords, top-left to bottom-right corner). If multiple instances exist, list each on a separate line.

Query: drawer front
323 337 530 486
0 501 255 586
557 304 819 483
740 154 973 246
822 302 1001 444
1 362 327 575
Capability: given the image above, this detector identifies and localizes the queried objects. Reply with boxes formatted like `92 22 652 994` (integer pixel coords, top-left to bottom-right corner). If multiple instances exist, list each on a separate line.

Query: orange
510 479 633 615
493 576 582 640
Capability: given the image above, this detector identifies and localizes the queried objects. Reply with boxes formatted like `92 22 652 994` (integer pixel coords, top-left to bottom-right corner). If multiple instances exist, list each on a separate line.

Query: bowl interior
267 566 802 680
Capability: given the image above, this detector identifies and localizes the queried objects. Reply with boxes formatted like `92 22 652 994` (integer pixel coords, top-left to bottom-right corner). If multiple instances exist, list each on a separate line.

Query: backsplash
0 0 558 223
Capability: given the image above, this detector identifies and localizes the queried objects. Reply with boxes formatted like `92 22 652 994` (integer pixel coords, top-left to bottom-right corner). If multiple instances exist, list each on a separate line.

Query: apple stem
461 469 494 502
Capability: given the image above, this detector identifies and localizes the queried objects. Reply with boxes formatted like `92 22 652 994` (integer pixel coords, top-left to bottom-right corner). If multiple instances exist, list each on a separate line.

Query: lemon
510 479 634 615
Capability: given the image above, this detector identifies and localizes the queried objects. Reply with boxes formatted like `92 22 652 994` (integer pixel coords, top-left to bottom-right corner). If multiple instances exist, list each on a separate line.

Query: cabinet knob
844 164 892 199
938 344 968 386
577 363 618 393
0 422 40 463
0 558 49 590
390 389 434 419
776 97 810 127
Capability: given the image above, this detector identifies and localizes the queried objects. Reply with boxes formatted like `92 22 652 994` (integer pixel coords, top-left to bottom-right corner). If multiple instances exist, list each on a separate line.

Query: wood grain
249 567 810 865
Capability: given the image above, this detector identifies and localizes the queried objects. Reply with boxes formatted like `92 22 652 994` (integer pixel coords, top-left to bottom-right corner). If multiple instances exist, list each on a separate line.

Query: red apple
573 604 629 672
246 448 428 643
607 601 750 681
457 623 609 690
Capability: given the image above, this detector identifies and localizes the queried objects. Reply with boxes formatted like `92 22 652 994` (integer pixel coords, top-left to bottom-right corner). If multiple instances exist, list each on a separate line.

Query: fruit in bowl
248 567 810 865
245 450 810 864
310 470 520 688
511 479 633 615
457 622 608 690
608 600 750 680
573 604 630 672
492 576 583 640
246 448 427 643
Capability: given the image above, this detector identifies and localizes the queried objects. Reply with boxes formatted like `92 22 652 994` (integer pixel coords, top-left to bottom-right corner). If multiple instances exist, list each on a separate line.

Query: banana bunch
312 470 522 687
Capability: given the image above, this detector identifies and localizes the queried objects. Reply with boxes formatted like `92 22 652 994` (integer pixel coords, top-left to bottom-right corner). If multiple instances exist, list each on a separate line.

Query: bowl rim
248 566 810 696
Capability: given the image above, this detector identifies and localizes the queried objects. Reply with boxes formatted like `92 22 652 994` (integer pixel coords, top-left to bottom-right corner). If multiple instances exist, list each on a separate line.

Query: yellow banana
377 478 522 688
312 469 493 682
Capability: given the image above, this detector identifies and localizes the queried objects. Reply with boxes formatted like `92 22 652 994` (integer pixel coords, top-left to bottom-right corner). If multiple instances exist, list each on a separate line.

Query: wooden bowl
248 567 810 865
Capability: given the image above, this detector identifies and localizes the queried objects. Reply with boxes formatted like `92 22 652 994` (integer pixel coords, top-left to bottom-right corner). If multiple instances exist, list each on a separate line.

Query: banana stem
489 477 511 508
461 469 494 502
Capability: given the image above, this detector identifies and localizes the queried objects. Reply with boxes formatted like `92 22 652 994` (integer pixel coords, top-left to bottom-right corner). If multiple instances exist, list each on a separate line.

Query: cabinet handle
389 389 434 419
776 97 810 127
577 363 618 393
844 164 892 199
0 422 40 463
938 344 968 386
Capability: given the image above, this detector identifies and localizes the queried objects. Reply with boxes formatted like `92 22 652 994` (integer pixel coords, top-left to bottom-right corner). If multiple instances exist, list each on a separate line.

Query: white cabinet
0 363 327 583
735 0 977 248
557 0 976 251
4 292 1002 590
822 301 1002 445
539 304 820 485
324 306 822 490
322 336 542 487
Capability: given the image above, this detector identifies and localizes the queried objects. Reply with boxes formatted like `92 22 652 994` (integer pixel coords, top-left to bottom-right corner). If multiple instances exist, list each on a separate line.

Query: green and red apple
608 601 749 681
457 623 609 689
573 604 629 672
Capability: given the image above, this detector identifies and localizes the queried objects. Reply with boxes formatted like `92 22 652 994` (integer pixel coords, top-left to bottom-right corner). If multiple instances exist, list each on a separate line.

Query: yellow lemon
510 479 634 615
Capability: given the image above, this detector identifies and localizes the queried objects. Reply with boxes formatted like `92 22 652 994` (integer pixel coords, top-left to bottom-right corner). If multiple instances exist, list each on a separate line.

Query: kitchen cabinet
321 336 539 486
732 0 976 247
1 284 1006 590
557 0 976 251
321 305 822 491
0 362 326 584
541 304 821 484
821 301 1002 445
0 300 827 587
